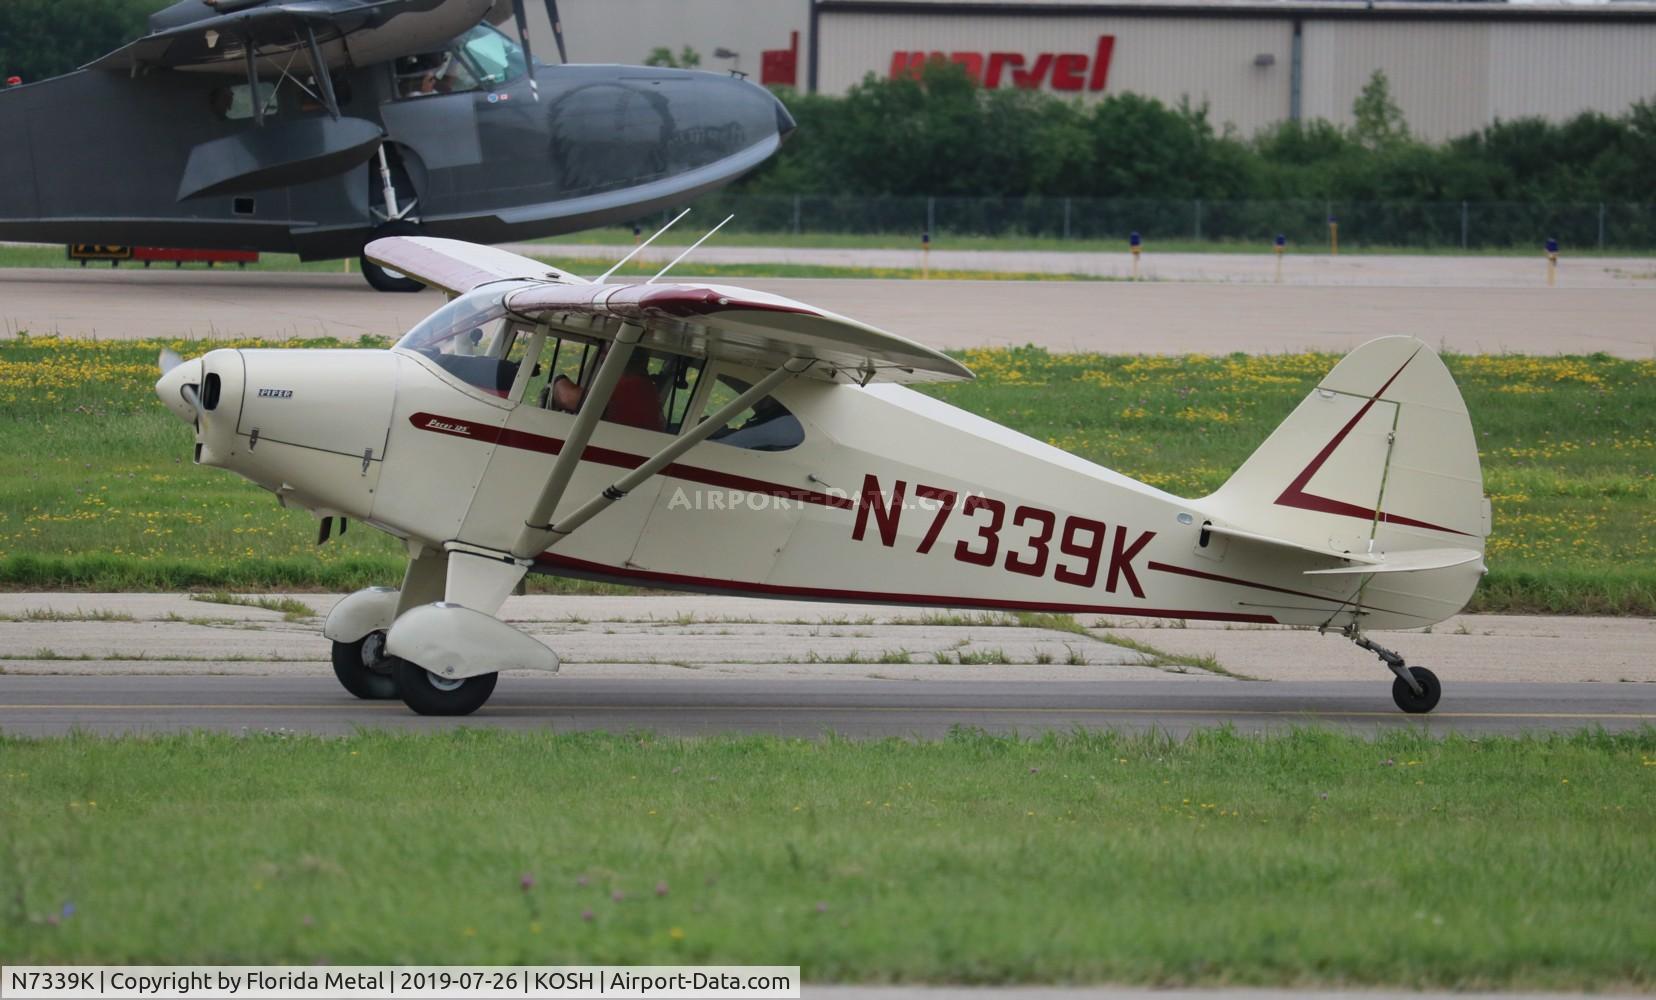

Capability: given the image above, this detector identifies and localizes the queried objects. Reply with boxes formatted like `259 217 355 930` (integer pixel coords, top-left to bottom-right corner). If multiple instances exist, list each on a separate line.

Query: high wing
86 0 487 75
367 235 973 385
364 236 582 297
505 281 973 385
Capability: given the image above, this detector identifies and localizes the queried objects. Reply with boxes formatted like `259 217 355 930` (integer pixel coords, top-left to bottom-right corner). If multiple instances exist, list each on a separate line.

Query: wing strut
511 323 648 558
528 357 816 555
302 22 341 119
243 30 264 126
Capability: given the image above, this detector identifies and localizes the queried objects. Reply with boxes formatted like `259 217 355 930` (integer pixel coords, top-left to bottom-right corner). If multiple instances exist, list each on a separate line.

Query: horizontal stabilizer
1203 522 1380 565
1303 548 1484 576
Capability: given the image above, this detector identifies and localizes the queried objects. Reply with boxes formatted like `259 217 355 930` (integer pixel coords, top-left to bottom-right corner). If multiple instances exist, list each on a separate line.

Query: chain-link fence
638 194 1656 250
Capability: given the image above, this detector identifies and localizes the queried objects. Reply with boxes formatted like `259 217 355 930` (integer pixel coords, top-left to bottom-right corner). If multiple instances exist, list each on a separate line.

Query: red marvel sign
890 35 1115 92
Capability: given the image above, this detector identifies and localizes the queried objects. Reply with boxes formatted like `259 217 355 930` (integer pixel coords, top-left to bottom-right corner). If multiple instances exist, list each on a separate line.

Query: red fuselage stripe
409 412 853 509
534 552 1280 624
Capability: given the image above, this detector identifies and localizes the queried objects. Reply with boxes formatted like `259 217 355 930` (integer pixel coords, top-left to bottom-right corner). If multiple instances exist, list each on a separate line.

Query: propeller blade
159 348 183 375
511 0 539 101
545 0 567 64
180 382 200 410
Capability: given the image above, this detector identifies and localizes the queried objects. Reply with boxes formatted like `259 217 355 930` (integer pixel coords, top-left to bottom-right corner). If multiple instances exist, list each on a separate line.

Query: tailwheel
392 657 498 716
1350 630 1442 715
1391 666 1442 715
331 631 398 700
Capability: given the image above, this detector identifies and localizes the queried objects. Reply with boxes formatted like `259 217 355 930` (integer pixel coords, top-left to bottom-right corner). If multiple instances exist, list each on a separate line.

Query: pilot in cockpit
549 349 666 433
396 52 462 98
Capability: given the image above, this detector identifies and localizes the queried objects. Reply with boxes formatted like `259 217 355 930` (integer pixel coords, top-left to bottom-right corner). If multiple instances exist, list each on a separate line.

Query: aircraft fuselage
161 345 1481 633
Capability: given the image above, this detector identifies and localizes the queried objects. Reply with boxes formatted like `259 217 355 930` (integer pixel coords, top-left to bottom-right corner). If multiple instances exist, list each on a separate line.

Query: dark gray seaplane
0 0 794 289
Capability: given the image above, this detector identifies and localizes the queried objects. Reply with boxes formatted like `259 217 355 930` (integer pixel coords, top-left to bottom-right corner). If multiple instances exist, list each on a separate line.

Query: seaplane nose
773 92 796 142
155 350 203 425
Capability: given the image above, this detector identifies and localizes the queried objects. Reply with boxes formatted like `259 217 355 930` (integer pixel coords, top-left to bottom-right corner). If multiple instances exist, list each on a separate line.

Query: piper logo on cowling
257 388 293 398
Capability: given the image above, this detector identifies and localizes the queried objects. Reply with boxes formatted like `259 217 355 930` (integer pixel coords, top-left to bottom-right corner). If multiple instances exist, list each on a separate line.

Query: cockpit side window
393 26 525 100
536 338 703 435
703 375 804 452
458 25 529 87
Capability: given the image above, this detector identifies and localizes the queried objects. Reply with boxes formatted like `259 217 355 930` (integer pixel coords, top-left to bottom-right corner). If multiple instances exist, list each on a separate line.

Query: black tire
392 656 499 716
1391 666 1442 714
330 633 398 700
360 220 426 293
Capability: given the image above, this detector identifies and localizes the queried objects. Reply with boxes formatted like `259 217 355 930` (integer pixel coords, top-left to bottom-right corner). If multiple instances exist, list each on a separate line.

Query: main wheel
1391 665 1441 714
360 220 425 293
392 657 499 716
331 631 398 700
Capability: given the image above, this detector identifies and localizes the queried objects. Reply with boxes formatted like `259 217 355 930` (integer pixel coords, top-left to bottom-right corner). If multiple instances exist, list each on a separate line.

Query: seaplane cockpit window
394 26 524 99
704 375 804 452
395 281 539 397
458 25 529 87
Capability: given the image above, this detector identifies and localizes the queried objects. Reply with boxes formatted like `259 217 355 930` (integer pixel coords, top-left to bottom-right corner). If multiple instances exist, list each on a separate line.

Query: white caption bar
0 966 800 999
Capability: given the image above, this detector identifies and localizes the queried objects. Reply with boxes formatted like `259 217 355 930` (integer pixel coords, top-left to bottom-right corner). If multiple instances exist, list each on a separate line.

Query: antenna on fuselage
647 214 734 284
596 207 692 284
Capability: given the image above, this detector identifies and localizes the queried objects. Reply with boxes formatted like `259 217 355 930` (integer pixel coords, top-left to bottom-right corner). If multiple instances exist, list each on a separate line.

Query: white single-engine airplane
155 236 1490 716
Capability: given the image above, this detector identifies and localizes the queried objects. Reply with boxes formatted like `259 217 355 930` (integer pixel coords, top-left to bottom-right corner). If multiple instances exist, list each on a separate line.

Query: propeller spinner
156 348 202 421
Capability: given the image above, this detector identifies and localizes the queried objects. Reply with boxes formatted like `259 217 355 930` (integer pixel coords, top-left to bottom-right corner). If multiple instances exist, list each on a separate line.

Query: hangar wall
534 1 1656 141
531 0 808 76
815 13 1295 135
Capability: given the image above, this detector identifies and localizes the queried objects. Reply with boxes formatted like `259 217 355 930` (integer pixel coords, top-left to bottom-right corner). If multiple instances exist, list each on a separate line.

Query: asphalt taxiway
2 673 1652 738
2 594 1650 738
4 262 1654 356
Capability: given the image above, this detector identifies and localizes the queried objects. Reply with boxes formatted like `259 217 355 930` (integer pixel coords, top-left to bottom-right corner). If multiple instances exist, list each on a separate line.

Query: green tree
1351 69 1410 149
643 45 701 69
0 0 167 84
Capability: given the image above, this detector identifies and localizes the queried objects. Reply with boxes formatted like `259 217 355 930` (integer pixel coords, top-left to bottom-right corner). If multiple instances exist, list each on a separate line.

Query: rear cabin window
704 375 804 452
211 82 277 120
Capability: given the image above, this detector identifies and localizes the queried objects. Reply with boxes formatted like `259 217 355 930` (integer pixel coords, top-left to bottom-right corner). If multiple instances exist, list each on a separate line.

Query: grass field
0 245 1095 283
533 227 1656 258
2 727 1651 984
0 337 1651 612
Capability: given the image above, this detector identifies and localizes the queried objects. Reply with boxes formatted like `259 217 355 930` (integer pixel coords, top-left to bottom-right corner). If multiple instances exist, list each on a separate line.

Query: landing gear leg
361 146 424 293
1348 629 1441 714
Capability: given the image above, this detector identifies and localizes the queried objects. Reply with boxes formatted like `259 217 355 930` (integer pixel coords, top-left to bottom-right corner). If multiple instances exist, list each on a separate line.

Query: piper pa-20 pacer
155 236 1491 716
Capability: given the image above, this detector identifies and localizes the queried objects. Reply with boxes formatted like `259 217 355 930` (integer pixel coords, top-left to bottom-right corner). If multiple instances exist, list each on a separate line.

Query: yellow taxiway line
2 703 1653 721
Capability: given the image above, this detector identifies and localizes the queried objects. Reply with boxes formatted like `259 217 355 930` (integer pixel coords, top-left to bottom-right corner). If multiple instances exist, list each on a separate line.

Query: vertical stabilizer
1201 336 1489 627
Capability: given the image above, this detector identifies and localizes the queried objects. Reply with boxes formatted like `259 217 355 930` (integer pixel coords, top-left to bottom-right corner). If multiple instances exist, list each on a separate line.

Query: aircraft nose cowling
155 356 202 425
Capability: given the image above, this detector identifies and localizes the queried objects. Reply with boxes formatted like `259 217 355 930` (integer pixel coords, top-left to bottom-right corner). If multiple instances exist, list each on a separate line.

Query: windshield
396 281 545 398
458 25 529 86
395 281 534 355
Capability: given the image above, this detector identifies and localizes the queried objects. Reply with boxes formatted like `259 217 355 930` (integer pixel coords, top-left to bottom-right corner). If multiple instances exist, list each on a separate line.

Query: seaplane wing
86 0 489 75
364 237 583 298
503 281 973 385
